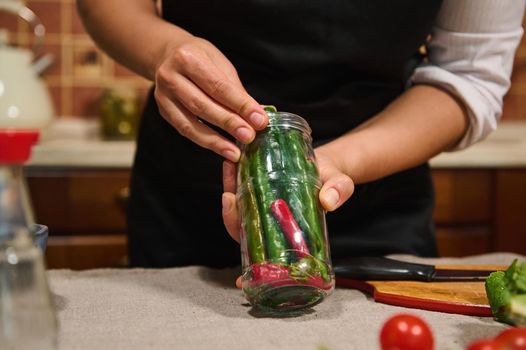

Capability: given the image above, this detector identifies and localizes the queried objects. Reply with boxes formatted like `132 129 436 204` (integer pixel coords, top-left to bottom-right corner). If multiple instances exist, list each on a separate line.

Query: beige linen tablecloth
48 253 523 350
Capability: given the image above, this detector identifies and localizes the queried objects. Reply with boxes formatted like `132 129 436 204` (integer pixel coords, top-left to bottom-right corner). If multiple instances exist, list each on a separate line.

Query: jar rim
266 112 311 135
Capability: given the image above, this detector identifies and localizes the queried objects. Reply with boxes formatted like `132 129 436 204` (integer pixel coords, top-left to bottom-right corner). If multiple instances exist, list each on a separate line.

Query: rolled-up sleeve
409 0 526 150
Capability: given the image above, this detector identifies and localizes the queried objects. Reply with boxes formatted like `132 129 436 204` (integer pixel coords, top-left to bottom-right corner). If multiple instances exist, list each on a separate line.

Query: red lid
0 130 40 164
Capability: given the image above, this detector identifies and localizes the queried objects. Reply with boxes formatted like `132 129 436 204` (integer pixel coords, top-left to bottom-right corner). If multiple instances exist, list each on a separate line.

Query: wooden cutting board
336 264 506 316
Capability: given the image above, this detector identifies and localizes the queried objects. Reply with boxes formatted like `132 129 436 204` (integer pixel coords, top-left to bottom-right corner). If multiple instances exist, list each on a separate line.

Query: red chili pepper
249 263 331 290
251 263 291 284
271 199 310 258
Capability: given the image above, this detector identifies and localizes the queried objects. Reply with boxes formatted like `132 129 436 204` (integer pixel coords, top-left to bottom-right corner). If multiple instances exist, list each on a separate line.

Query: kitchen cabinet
433 168 526 256
26 168 129 269
432 170 492 257
25 166 526 269
433 169 526 257
495 170 526 252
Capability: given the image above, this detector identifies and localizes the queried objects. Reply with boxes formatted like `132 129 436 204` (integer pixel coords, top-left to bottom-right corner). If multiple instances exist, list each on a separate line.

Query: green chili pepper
281 129 330 282
250 146 288 262
239 152 266 264
263 105 278 113
283 129 324 259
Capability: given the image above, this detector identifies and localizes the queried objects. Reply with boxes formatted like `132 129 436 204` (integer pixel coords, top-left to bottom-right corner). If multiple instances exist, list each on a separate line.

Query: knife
333 257 498 282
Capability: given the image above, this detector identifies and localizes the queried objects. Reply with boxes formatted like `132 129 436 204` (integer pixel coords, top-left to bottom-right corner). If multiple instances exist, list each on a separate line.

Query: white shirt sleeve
409 0 526 151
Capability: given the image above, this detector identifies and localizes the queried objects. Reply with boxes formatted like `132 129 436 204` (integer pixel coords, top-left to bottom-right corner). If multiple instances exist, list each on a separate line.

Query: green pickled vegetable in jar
237 106 335 313
99 87 140 140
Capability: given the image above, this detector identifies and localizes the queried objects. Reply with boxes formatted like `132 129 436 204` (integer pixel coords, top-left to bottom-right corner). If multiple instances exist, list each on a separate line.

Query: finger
162 76 256 144
155 90 240 162
206 51 259 114
222 192 240 243
319 171 354 211
179 54 268 129
206 49 243 87
235 276 242 289
222 160 237 193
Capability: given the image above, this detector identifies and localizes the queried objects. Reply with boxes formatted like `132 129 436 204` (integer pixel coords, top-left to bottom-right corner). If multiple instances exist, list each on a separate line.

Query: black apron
127 0 443 268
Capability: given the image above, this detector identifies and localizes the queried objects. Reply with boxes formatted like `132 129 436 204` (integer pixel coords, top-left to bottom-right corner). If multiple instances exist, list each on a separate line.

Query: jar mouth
266 112 311 135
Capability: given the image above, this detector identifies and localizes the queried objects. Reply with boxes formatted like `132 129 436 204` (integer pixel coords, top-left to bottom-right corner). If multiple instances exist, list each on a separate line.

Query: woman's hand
314 148 355 212
221 149 354 287
154 36 268 162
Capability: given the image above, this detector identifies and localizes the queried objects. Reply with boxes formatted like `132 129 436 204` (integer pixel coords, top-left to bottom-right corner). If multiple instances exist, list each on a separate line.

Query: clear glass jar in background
237 107 335 313
0 154 57 349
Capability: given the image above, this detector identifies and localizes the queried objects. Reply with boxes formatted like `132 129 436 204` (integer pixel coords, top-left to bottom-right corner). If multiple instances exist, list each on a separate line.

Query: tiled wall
1 0 525 120
0 0 151 119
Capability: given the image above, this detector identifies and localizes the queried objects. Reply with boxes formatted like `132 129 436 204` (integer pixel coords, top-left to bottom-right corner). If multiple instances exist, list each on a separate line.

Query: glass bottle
99 86 140 140
0 131 58 350
237 107 335 313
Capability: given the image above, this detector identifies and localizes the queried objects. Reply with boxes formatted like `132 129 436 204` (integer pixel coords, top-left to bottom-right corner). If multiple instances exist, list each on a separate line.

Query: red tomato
380 314 434 350
466 339 500 350
495 328 526 350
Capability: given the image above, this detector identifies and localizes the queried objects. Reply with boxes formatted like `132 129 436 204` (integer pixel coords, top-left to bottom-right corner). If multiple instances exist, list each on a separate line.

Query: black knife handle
333 257 436 281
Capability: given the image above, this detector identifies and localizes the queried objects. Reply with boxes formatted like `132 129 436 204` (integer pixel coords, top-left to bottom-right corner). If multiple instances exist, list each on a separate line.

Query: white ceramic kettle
0 0 54 130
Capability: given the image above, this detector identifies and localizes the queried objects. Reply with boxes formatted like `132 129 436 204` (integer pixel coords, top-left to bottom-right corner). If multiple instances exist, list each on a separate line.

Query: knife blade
333 257 498 282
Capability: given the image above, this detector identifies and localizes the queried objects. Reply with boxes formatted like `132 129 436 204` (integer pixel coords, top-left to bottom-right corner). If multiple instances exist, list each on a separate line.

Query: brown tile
1 14 31 46
15 21 32 46
26 1 62 35
42 75 61 87
39 41 62 77
72 86 103 117
60 38 73 77
70 2 87 35
0 12 19 37
47 85 63 116
72 40 104 80
61 85 72 116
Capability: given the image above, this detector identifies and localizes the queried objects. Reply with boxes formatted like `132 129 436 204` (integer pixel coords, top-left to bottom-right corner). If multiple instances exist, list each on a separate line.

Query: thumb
222 192 240 243
319 171 354 212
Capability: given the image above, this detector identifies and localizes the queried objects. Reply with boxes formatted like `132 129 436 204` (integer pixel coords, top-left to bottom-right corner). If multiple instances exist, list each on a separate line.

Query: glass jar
0 132 58 350
99 87 140 140
0 165 58 350
237 107 335 313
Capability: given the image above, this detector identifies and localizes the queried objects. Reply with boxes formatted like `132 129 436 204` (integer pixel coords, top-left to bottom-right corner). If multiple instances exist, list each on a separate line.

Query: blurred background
0 0 152 121
1 0 525 269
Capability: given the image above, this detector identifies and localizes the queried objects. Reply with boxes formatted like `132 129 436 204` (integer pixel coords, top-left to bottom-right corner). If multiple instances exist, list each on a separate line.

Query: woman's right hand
154 35 268 162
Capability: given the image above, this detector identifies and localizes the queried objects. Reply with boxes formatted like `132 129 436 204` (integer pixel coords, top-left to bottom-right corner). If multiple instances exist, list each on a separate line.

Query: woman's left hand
221 148 354 243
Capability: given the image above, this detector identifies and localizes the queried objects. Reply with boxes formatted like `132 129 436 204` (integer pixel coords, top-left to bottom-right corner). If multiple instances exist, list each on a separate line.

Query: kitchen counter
49 253 521 350
28 122 526 169
28 140 136 169
431 122 526 168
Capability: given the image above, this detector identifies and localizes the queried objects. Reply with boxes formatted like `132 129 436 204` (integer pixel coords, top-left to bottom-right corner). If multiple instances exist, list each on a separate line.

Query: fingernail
222 150 239 162
222 193 231 213
324 188 340 209
235 127 252 143
249 113 265 127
